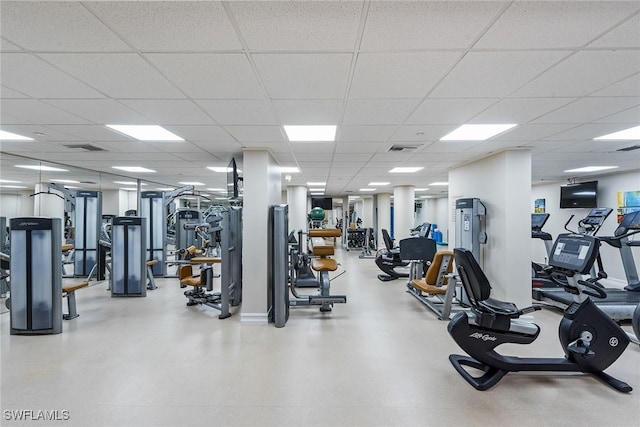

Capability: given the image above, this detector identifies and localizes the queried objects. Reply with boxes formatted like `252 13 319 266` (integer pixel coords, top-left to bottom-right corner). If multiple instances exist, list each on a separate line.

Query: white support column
449 150 532 307
33 183 65 236
362 197 374 228
241 150 282 323
287 185 308 235
393 185 415 240
377 193 391 246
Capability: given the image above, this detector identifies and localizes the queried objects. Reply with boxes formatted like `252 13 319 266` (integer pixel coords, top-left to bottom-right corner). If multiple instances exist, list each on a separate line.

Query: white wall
0 191 32 218
449 150 532 307
435 197 449 242
102 190 119 216
118 190 137 216
531 170 640 284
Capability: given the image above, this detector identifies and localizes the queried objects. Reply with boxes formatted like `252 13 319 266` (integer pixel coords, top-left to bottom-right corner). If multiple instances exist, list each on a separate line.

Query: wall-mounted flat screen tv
227 158 242 200
560 181 597 209
311 197 332 210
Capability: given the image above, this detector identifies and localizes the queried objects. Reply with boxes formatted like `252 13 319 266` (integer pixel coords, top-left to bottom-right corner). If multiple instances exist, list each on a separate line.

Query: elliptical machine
448 233 632 393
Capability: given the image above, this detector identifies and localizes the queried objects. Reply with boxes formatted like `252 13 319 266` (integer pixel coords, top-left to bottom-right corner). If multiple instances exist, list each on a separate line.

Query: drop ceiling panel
253 54 351 99
524 140 583 153
120 100 215 125
229 1 362 51
45 99 151 125
513 51 640 97
224 126 284 142
41 53 184 99
532 97 640 124
147 53 263 99
142 141 205 153
350 52 460 99
1 99 90 125
290 143 335 154
334 142 387 154
476 1 638 49
595 105 640 123
192 141 244 153
470 98 576 124
0 86 27 98
1 39 21 51
195 100 278 125
272 100 342 125
420 141 483 153
295 153 334 162
591 73 640 97
88 2 242 51
542 124 629 141
407 98 498 125
90 141 159 153
431 51 570 98
343 99 421 125
0 124 83 142
47 125 133 142
1 53 103 98
550 140 636 154
339 126 397 142
0 112 29 125
0 141 72 153
389 125 452 142
163 125 234 142
361 1 504 50
0 2 130 51
589 13 640 48
491 124 577 142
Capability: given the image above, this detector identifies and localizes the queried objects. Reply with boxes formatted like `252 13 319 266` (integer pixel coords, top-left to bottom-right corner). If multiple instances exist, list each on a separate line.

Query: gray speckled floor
1 248 639 426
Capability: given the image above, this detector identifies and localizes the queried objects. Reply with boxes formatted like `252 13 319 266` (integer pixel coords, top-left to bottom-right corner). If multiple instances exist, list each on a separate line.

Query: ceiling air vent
387 144 421 152
616 144 640 152
64 144 105 152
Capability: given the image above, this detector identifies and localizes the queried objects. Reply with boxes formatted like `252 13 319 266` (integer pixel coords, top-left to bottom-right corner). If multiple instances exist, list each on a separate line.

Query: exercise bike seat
479 298 520 317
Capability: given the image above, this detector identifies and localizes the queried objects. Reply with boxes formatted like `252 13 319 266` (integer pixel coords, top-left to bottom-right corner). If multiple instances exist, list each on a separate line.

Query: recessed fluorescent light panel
157 188 175 191
0 185 27 189
112 166 156 173
309 188 325 192
283 125 336 142
307 182 326 186
105 125 184 141
207 188 225 192
359 188 376 192
179 182 205 186
120 188 138 191
594 125 640 140
415 188 429 191
16 165 68 172
564 166 619 173
50 179 80 184
389 167 423 173
280 167 300 173
440 124 517 141
207 167 232 173
429 182 449 186
368 182 390 186
0 179 22 183
0 130 34 140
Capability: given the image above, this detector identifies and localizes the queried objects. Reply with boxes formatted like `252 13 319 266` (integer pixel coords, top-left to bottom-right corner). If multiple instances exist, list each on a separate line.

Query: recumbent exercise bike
448 233 632 393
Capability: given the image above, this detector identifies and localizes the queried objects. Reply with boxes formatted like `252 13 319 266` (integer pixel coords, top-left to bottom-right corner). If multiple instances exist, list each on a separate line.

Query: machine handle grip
578 280 607 299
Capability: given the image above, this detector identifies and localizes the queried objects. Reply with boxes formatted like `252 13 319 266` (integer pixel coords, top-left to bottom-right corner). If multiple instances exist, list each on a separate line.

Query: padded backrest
381 229 394 250
453 248 492 307
425 251 454 285
178 264 193 280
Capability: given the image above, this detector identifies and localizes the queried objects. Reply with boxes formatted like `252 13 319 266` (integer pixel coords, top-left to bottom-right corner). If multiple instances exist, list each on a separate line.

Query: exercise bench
63 281 88 320
406 250 461 320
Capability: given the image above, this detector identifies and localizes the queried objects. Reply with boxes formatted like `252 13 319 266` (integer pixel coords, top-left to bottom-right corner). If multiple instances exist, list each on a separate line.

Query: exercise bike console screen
549 234 598 275
531 213 550 231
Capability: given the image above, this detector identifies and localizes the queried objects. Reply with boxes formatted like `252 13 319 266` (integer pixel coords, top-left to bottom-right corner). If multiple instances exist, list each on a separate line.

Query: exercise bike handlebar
564 215 576 233
578 279 608 299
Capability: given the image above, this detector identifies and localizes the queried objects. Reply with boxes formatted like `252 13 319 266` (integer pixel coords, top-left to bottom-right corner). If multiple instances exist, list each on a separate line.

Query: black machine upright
448 233 632 393
375 223 431 282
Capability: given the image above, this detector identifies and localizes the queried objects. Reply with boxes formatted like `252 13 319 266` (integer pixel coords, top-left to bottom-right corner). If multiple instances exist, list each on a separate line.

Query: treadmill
531 213 555 288
533 208 640 320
